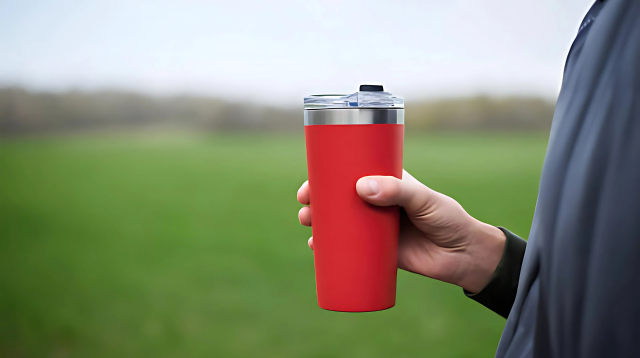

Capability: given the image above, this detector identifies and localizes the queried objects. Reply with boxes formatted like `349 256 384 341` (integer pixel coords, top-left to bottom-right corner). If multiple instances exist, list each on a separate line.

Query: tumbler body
304 108 403 312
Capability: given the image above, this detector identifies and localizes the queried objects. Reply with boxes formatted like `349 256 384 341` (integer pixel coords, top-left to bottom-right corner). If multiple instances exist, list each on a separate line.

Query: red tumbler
304 85 404 312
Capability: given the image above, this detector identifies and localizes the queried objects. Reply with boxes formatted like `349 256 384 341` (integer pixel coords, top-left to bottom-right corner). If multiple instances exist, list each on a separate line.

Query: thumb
355 172 439 216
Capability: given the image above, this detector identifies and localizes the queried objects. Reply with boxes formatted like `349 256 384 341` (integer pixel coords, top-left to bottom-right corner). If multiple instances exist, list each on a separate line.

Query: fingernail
367 179 379 196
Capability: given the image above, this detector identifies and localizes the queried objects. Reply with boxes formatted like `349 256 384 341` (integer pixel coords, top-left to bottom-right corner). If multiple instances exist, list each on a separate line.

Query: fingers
298 181 312 227
297 181 312 249
356 173 438 216
298 206 312 226
298 182 313 252
297 180 310 205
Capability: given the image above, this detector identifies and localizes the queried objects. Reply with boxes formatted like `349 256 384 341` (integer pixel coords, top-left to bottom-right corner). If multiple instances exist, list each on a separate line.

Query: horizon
0 85 559 108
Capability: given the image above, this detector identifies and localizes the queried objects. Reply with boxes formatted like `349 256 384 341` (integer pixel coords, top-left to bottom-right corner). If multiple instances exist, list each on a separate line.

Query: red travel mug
304 85 404 312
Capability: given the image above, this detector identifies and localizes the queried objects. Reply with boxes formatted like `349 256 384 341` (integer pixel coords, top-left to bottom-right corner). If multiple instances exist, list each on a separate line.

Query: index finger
297 180 310 205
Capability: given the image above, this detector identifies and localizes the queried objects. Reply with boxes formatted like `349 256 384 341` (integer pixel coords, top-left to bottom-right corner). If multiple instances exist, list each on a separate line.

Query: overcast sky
0 0 594 105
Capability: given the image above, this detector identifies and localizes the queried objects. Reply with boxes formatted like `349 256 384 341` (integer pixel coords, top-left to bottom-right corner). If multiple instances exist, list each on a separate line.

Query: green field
0 133 547 358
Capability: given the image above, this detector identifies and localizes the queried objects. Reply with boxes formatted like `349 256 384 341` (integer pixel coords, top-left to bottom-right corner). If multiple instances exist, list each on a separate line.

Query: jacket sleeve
463 227 527 319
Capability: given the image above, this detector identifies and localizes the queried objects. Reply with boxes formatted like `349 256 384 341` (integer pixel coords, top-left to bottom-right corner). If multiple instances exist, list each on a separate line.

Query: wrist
455 220 506 293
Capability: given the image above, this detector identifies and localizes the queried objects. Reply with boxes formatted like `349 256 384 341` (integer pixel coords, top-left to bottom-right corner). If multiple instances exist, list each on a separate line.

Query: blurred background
0 0 592 357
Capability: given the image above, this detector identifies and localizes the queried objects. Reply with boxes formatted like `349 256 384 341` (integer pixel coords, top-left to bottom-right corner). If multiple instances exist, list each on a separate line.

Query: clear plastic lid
304 85 404 110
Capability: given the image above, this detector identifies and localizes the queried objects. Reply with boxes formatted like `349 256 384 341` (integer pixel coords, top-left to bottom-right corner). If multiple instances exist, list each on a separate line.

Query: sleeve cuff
463 227 527 319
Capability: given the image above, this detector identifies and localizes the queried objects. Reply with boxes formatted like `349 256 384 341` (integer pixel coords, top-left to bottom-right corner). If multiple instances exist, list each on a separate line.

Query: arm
297 170 524 317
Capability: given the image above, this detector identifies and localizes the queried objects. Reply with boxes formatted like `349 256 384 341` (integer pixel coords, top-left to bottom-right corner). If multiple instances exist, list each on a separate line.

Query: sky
0 0 594 105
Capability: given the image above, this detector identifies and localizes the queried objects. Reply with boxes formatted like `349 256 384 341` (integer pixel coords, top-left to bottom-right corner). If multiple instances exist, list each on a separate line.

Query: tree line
0 87 555 135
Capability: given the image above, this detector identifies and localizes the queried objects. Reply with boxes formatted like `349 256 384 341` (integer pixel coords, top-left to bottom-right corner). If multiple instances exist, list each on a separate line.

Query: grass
0 132 548 358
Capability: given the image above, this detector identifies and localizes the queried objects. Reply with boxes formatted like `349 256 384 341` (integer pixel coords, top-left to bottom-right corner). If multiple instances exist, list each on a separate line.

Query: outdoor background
1 1 593 357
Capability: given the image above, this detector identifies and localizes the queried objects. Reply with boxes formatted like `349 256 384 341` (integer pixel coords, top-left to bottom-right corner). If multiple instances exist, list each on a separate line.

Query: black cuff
463 227 527 319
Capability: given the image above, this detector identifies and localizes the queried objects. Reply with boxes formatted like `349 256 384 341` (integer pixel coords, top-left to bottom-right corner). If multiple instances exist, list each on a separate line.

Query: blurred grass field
0 133 547 358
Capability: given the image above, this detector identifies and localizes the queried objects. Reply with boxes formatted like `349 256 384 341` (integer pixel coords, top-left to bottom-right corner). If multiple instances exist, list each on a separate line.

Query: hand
297 170 506 293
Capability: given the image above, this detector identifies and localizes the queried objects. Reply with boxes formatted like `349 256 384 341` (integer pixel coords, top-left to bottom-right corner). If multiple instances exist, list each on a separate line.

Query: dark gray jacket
466 1 640 356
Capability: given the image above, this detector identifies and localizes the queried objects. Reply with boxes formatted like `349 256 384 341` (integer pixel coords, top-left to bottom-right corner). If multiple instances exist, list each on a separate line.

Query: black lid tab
359 84 384 92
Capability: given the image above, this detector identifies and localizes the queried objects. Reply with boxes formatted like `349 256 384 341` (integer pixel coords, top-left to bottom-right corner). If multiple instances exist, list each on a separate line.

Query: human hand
297 170 505 293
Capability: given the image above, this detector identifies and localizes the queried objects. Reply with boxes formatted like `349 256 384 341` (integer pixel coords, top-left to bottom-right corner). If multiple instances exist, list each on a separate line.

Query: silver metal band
304 108 404 126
